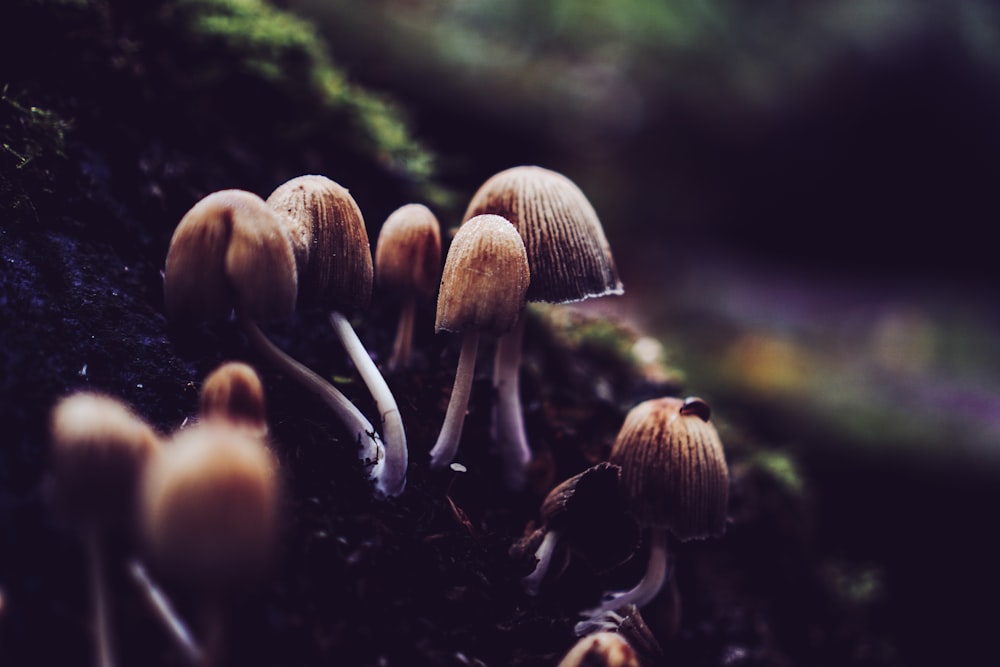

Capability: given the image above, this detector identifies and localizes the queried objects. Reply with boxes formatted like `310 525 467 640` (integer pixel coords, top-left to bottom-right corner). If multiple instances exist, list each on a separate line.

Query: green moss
748 448 806 497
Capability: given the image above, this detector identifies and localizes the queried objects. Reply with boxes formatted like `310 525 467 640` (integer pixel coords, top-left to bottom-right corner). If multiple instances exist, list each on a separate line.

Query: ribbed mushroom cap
266 174 373 313
49 392 160 529
375 203 442 299
556 631 639 667
199 361 267 435
609 396 729 540
463 165 623 304
164 189 297 324
435 214 529 335
140 423 280 589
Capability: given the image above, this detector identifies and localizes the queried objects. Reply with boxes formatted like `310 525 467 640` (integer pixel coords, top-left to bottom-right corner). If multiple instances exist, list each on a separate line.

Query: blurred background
275 0 1000 663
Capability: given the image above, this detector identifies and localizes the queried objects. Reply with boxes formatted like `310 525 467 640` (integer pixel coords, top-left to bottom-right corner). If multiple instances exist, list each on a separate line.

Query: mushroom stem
491 315 531 490
237 312 382 465
574 526 670 635
328 311 408 497
522 529 560 596
388 295 416 372
198 595 226 667
429 330 480 469
84 528 115 667
128 559 204 665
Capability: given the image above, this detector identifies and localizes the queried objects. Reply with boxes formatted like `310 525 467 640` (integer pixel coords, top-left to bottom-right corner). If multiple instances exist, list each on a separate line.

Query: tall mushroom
373 203 442 372
49 392 161 667
575 396 729 635
163 189 383 486
428 214 529 471
463 165 623 489
266 175 407 498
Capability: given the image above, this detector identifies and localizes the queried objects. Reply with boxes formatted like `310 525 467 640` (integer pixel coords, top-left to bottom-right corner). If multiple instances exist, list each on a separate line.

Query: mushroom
428 214 529 471
575 396 729 635
373 203 442 372
266 175 407 498
49 392 161 667
463 165 623 489
163 189 383 487
556 631 639 667
513 462 638 596
199 361 268 437
139 421 281 667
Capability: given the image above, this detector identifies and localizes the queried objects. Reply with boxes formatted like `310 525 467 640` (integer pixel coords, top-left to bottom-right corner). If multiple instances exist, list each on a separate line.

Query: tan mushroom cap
164 189 297 324
463 165 623 304
50 392 160 529
374 203 442 299
435 214 530 336
556 631 639 667
266 174 373 313
140 422 280 588
199 361 267 435
609 396 729 540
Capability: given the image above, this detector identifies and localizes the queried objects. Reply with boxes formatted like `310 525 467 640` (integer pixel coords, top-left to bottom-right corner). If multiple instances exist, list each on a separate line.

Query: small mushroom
576 396 729 635
139 421 281 667
267 175 407 498
373 203 442 372
163 189 382 485
556 631 639 667
428 214 529 470
463 165 623 489
199 361 268 437
49 392 161 667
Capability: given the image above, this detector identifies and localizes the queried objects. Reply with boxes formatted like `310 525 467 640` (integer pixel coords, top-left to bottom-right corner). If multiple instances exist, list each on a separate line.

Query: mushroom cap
199 361 268 436
374 203 442 299
435 214 529 335
556 631 639 667
164 189 297 324
463 165 623 304
266 174 373 313
609 396 729 540
49 392 160 530
140 422 280 589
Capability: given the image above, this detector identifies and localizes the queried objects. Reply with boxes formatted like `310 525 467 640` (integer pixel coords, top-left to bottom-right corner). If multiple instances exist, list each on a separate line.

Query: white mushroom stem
128 560 204 666
237 312 382 465
388 296 416 372
522 529 560 596
491 315 532 490
574 526 670 636
83 528 115 667
329 311 408 498
429 330 480 469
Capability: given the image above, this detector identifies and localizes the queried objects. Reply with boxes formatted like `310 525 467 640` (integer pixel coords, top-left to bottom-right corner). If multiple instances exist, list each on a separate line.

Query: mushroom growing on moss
576 396 729 635
266 174 407 498
49 392 161 667
139 421 281 667
428 214 529 471
163 189 384 489
463 165 623 489
373 203 442 372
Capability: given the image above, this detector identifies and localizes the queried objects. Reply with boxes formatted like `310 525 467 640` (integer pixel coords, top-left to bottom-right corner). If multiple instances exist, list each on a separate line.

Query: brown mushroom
199 361 268 437
429 214 529 470
556 631 639 667
49 392 161 667
267 175 406 498
576 396 729 634
374 203 442 372
463 165 623 489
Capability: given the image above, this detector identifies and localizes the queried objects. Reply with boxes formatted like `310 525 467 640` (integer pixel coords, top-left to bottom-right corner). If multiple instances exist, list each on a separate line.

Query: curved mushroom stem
429 330 480 469
522 529 560 596
491 315 532 491
329 311 408 498
237 312 382 465
128 559 204 666
388 295 416 372
574 526 670 636
83 528 115 667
